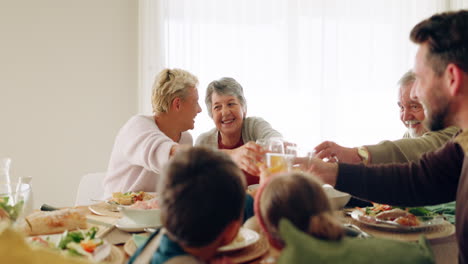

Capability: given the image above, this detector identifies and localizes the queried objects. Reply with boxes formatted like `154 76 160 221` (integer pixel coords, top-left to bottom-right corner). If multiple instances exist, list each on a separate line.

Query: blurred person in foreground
305 10 468 264
103 68 202 198
129 147 247 264
196 77 282 185
314 70 459 165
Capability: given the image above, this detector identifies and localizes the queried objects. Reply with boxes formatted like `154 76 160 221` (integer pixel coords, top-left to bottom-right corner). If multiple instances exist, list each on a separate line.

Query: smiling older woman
196 77 282 185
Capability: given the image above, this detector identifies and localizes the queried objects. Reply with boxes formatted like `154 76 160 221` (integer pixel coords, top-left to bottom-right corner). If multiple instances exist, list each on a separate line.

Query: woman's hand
224 141 265 176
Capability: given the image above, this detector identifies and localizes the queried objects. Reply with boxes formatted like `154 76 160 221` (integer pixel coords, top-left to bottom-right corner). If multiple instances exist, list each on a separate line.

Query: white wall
0 0 138 207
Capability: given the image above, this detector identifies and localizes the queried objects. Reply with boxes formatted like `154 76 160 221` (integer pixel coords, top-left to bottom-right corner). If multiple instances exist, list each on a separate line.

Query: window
139 0 456 147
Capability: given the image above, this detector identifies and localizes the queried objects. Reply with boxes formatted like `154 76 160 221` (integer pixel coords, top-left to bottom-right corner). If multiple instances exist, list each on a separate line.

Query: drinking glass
265 153 291 174
266 137 285 154
256 138 285 168
285 145 316 171
0 182 32 224
0 157 12 185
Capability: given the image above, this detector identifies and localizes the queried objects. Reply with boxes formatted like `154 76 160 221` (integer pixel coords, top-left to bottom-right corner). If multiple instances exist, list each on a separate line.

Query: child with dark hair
129 147 250 264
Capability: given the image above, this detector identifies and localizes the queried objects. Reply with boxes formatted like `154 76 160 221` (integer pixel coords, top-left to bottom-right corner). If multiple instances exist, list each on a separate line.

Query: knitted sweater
195 116 282 148
103 115 192 198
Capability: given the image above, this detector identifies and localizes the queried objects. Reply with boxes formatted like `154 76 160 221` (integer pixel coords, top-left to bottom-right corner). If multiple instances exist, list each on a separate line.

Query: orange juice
266 154 288 174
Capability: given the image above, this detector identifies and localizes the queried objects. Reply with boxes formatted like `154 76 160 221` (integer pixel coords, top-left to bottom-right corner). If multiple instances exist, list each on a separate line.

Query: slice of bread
22 208 87 236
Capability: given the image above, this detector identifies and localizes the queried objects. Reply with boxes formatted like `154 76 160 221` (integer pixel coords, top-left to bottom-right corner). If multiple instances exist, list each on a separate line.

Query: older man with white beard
398 71 428 138
304 10 468 263
314 71 459 165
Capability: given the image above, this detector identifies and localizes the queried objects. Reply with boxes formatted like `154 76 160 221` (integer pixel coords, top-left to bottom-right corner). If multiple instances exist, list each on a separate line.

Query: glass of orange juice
266 153 295 174
256 138 285 167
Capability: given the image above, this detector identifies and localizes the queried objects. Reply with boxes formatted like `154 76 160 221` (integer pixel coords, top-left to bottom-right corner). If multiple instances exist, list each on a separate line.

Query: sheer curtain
139 0 459 148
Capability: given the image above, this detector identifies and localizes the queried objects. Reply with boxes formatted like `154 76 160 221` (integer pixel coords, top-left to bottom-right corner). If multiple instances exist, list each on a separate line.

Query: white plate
89 202 123 217
89 192 157 217
28 233 112 262
115 217 161 232
350 209 445 232
217 227 260 252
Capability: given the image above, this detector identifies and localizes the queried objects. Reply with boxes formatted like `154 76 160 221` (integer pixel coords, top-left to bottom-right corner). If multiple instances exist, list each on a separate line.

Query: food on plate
375 208 409 220
233 231 246 243
110 191 154 205
30 227 108 261
0 196 24 222
21 208 87 236
1 223 92 264
375 208 420 227
393 214 420 226
130 198 159 209
357 203 437 227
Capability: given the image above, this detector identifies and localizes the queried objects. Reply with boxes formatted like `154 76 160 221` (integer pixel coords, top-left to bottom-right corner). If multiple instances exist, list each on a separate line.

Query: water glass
0 158 12 185
0 183 33 223
267 137 285 154
286 146 315 171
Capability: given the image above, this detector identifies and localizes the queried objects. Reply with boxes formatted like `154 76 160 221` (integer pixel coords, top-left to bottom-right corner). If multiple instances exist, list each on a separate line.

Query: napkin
0 221 91 264
277 219 435 264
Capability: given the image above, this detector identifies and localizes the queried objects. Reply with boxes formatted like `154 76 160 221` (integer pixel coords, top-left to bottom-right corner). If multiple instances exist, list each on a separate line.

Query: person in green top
313 71 459 213
313 70 459 165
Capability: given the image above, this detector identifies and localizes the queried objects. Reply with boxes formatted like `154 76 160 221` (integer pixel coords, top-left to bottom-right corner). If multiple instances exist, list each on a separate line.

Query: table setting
0 149 460 264
0 188 458 264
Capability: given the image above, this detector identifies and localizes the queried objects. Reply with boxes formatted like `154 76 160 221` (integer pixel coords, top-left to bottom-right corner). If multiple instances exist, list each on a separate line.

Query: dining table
73 202 458 264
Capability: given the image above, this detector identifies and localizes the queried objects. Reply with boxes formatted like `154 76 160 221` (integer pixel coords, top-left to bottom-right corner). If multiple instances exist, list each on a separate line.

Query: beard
408 127 421 138
423 98 450 132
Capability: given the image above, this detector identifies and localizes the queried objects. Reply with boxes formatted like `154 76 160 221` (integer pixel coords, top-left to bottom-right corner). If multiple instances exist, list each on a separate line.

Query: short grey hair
397 70 416 87
205 77 247 118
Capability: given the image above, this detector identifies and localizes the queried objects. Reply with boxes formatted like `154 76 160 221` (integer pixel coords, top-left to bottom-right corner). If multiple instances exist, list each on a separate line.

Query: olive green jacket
366 126 460 164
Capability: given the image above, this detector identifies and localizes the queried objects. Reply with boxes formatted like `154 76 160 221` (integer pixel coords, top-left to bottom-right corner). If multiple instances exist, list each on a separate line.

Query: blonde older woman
103 68 202 197
196 77 282 185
